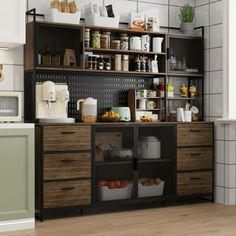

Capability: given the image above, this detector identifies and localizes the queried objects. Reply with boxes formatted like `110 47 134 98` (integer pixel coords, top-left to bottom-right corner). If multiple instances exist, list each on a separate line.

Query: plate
100 117 121 122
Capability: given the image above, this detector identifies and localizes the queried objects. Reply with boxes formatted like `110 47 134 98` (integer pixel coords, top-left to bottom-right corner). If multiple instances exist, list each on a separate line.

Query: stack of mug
137 89 157 110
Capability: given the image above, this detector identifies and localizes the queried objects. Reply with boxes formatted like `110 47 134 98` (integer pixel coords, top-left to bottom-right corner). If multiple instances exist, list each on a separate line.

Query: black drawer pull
61 131 76 135
190 129 201 132
190 153 201 156
190 177 201 181
61 187 75 191
60 159 76 163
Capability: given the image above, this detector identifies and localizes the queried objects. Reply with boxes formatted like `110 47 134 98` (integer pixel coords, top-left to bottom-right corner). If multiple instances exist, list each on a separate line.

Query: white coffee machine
36 81 75 123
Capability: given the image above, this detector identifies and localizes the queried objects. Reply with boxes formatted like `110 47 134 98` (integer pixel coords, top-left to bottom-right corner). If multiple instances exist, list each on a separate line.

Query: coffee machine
36 81 74 123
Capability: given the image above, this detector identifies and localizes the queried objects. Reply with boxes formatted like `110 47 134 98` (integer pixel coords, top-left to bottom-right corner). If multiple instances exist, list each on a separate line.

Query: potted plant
179 4 195 34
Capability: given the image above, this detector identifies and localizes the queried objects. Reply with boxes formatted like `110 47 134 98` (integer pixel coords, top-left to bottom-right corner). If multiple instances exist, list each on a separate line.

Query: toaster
111 107 131 122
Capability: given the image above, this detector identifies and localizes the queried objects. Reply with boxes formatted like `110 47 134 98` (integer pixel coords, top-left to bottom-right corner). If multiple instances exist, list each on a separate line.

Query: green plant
179 4 195 23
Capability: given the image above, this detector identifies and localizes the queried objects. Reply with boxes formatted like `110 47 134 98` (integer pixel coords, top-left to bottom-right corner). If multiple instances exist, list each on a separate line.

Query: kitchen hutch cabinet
0 0 26 48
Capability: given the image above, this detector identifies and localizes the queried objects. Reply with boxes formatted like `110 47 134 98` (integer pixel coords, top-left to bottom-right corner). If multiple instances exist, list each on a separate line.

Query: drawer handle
190 177 201 181
61 131 76 135
190 129 201 132
60 159 76 163
190 153 201 156
61 187 75 191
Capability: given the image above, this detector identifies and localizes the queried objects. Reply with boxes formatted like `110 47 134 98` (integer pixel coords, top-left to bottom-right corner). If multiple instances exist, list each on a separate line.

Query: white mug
139 99 147 109
146 101 156 109
152 37 163 53
130 36 142 51
141 35 150 52
185 111 192 122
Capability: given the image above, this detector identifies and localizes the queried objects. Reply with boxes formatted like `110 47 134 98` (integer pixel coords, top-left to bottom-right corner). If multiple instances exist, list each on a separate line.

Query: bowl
100 117 121 122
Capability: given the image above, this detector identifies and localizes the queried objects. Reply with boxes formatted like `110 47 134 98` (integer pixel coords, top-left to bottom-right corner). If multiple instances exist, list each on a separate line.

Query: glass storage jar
91 31 101 49
120 34 129 50
112 40 121 50
113 54 121 71
122 55 129 71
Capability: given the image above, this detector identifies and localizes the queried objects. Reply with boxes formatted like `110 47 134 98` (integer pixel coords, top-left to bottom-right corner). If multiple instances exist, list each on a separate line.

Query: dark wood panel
177 123 213 147
24 22 34 71
177 171 212 196
44 179 91 208
43 125 91 152
44 153 91 180
177 147 213 171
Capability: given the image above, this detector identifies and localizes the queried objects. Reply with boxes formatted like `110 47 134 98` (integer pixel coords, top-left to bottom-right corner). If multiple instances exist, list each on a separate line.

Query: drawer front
177 124 213 147
44 153 91 181
177 171 212 196
44 179 91 208
43 126 91 152
177 147 213 171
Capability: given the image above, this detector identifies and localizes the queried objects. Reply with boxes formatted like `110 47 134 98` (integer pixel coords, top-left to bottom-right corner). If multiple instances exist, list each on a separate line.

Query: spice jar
98 56 104 70
93 55 98 70
103 32 111 48
105 57 111 70
88 55 93 70
101 33 109 49
112 40 121 50
120 34 129 50
91 31 101 48
134 56 141 72
84 28 90 48
122 55 129 72
141 56 146 72
113 54 121 71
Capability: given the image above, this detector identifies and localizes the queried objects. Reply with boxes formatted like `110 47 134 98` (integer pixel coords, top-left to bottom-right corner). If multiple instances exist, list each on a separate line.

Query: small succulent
179 4 195 23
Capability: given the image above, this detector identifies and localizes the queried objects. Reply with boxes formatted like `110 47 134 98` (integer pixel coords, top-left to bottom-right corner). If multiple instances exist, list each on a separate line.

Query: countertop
0 123 34 129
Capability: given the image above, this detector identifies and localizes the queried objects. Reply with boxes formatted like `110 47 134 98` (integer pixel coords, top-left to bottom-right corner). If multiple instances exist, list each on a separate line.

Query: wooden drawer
177 171 212 196
44 179 91 208
177 147 213 171
177 123 213 147
44 153 91 181
43 126 91 152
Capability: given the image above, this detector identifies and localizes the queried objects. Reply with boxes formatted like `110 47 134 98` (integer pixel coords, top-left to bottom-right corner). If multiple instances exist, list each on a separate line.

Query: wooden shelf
136 109 161 111
167 72 203 77
85 48 166 56
136 97 162 99
96 160 132 166
139 158 172 163
167 96 203 101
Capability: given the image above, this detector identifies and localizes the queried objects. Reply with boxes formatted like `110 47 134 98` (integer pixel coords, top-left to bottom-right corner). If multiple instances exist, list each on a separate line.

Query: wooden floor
1 203 236 236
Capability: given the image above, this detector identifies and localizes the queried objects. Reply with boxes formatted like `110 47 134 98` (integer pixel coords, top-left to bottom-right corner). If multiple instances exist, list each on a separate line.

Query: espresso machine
36 81 75 123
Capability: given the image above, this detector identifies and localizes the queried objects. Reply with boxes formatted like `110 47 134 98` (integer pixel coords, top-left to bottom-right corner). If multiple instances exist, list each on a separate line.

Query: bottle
169 48 176 71
98 56 104 70
167 79 174 98
146 58 152 72
141 56 146 72
84 28 91 48
51 44 61 66
105 57 111 70
135 56 141 72
122 55 129 71
38 49 43 65
42 43 51 65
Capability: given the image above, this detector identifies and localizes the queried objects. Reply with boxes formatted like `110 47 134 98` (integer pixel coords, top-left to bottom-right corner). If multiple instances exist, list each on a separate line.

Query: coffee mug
139 99 147 109
146 101 156 109
140 89 151 97
130 36 142 51
152 37 163 53
149 91 157 97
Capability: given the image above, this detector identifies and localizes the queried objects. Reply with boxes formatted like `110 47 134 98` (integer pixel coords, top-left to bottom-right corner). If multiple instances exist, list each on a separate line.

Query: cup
146 101 156 109
140 89 151 97
139 99 147 109
149 91 157 97
152 37 163 53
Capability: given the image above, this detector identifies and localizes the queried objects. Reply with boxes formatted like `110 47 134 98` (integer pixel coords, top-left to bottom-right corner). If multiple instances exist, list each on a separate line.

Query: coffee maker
36 81 74 123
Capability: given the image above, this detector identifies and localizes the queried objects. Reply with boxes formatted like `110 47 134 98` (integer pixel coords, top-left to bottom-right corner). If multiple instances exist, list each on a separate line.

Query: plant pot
180 22 194 35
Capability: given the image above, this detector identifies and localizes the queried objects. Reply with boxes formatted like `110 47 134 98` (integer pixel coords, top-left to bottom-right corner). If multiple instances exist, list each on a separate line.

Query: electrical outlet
0 64 3 81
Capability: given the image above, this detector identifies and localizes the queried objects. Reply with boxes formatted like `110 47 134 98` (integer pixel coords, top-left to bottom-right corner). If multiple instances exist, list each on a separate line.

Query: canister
91 31 101 48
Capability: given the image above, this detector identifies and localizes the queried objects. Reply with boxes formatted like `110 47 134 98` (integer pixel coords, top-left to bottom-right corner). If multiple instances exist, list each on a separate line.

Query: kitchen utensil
140 136 161 159
152 37 163 53
111 107 131 121
130 36 142 51
77 97 97 122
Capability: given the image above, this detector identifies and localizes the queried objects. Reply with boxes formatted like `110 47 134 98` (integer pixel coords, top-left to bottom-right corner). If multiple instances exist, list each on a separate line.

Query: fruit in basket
139 177 162 186
102 111 120 118
97 180 129 189
97 181 107 186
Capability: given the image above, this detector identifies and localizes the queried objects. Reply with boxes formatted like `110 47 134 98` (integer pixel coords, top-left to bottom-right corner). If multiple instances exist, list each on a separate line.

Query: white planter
85 14 120 28
138 181 164 198
180 22 194 35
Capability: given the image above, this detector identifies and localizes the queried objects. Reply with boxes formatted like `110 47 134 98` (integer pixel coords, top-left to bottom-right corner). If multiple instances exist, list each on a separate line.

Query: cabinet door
0 0 26 48
0 128 34 221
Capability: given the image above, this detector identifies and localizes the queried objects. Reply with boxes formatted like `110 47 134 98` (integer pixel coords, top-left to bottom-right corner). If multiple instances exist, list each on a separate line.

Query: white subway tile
214 186 224 204
215 163 224 187
215 123 225 140
170 0 194 6
205 49 210 72
204 72 210 94
209 48 223 71
170 6 181 28
225 188 236 205
215 140 224 163
210 0 223 25
209 94 223 117
204 94 210 117
225 124 236 141
210 24 223 48
195 4 209 27
225 165 236 188
209 71 223 94
225 141 236 165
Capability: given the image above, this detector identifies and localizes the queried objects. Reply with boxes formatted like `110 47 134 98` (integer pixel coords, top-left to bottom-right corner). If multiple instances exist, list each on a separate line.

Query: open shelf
139 158 172 163
167 96 203 101
167 72 203 77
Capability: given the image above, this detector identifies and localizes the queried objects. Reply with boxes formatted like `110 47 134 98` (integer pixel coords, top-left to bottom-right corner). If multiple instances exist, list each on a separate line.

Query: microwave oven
0 91 22 122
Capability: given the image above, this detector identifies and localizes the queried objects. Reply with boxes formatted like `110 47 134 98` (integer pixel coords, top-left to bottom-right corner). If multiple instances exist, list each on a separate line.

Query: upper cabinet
0 0 26 49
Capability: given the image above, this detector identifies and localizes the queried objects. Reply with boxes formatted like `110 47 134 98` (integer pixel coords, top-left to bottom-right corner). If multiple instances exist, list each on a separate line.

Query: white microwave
0 91 22 122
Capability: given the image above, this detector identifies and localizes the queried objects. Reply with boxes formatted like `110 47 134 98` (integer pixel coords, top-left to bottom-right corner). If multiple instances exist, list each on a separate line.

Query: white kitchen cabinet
0 0 26 48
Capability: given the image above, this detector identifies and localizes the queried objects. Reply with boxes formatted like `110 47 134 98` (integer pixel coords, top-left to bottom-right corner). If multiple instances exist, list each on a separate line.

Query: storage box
138 181 164 198
45 9 81 24
85 14 120 28
98 184 133 201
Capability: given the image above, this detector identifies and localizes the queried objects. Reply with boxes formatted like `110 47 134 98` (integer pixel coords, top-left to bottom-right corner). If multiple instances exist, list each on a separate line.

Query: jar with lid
112 40 121 50
98 56 104 70
120 34 129 50
103 32 111 48
91 31 101 49
122 55 129 72
146 58 152 72
84 28 91 48
113 54 121 71
88 55 93 70
141 56 146 72
134 56 141 72
104 57 111 70
93 55 98 70
101 33 109 49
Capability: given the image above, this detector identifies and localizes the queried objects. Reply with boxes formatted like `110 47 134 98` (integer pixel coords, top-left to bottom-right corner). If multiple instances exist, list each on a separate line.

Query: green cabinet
0 126 34 221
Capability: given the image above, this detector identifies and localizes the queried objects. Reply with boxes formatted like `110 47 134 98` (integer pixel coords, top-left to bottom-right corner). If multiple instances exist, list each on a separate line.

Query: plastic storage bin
85 14 120 28
98 184 133 201
138 181 164 198
45 9 81 24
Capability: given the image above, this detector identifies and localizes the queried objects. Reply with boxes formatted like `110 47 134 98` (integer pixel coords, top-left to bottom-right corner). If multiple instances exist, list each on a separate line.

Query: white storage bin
85 14 120 28
98 184 133 201
138 181 164 198
45 9 81 25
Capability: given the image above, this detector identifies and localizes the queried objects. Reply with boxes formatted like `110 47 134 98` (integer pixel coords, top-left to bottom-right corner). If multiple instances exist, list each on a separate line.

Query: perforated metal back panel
35 72 153 120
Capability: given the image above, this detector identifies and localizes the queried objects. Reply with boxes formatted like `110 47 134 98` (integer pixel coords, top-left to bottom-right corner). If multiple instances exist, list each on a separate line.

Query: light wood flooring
1 203 236 236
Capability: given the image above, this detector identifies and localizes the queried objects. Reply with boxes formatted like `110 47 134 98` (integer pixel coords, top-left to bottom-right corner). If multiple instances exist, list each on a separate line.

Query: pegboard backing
33 72 154 121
